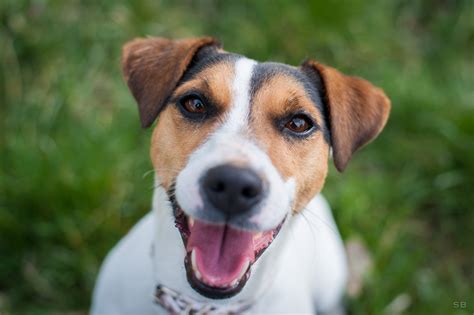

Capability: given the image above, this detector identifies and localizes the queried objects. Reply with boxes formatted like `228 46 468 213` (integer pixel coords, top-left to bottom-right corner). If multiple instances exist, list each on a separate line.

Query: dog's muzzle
171 163 285 299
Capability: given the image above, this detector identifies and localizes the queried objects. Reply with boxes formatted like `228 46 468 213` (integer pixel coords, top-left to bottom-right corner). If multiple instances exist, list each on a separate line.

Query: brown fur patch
122 37 220 128
302 60 391 172
150 61 235 190
123 36 391 215
250 74 330 212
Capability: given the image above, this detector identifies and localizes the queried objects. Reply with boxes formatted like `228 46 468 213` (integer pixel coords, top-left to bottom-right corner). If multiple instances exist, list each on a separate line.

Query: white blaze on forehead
175 56 295 231
220 58 257 133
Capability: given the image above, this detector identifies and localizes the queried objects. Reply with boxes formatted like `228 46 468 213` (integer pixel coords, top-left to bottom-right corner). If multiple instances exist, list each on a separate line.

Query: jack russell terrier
91 37 390 314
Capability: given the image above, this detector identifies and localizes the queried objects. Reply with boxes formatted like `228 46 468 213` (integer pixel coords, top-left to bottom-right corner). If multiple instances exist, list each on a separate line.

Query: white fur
176 57 293 231
91 189 347 314
91 57 348 314
222 58 256 133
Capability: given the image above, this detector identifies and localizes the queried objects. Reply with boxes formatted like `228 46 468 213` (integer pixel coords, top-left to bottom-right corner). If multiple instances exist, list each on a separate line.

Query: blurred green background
0 0 473 314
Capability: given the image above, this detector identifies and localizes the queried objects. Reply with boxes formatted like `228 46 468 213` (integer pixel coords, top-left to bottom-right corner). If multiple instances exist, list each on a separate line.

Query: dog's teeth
253 232 263 240
195 269 202 280
229 260 250 287
238 259 250 280
191 249 202 280
191 249 198 271
188 217 194 228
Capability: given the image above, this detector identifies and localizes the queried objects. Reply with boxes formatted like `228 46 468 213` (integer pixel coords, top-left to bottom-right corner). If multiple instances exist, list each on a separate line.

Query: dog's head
122 37 390 299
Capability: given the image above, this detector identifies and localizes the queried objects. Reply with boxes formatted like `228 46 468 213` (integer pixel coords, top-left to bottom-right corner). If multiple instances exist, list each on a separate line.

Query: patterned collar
154 284 252 315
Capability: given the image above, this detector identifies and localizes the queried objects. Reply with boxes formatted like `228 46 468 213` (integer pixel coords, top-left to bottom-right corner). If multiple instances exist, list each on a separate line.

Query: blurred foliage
0 0 473 314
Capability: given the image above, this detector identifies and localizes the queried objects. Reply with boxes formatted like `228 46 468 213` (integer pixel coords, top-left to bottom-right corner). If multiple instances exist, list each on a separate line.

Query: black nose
202 164 264 217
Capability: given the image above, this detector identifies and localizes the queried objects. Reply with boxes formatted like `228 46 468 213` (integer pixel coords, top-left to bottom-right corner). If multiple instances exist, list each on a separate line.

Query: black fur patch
177 47 239 87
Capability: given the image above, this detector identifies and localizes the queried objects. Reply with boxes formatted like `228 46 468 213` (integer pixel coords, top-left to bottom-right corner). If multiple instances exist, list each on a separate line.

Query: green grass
1 1 473 314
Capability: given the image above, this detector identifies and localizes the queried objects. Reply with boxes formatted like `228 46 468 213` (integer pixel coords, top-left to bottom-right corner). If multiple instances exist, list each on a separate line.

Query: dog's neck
153 282 252 314
150 181 292 310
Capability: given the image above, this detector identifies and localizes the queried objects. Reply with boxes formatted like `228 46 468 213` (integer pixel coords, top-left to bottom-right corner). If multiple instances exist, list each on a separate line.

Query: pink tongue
187 220 255 287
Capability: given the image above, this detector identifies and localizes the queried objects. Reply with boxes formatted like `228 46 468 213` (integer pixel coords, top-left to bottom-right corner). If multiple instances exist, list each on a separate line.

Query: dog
91 37 390 314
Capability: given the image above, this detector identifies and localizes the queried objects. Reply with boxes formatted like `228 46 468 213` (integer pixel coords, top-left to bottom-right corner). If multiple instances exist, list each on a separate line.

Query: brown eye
284 115 314 134
181 96 206 114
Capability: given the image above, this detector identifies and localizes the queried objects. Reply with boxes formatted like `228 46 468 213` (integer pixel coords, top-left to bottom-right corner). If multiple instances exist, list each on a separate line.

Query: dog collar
154 284 252 314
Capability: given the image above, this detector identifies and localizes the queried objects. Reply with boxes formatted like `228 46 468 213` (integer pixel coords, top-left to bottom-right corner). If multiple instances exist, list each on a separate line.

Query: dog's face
122 37 390 299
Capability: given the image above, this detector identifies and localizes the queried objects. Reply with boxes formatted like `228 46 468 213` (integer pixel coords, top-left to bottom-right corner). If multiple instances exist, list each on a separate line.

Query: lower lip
184 251 252 299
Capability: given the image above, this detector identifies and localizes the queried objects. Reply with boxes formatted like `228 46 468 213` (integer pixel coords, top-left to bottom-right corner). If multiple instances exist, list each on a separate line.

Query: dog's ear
301 60 391 172
122 37 221 128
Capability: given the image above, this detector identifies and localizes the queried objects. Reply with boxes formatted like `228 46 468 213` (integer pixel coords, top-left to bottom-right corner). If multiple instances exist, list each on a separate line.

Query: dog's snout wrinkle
202 165 264 217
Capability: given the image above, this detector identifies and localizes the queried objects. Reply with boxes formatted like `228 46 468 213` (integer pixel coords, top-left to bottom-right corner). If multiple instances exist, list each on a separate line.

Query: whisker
142 169 156 178
300 207 339 237
300 211 320 266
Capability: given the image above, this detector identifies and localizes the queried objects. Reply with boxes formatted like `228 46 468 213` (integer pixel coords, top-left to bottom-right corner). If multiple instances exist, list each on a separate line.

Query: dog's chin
171 196 284 299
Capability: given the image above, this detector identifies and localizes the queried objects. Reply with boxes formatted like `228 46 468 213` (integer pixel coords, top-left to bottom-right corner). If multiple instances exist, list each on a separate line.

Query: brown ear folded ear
122 36 220 128
302 60 391 172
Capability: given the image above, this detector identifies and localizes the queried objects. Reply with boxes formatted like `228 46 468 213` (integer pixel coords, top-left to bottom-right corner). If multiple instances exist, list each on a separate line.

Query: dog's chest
92 195 347 314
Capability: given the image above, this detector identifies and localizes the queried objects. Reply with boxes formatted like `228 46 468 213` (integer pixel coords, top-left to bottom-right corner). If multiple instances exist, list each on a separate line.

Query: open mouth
171 196 284 299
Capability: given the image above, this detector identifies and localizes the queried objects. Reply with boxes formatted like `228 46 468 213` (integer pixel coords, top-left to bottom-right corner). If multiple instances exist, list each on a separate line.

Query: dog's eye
284 114 314 134
180 96 207 114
